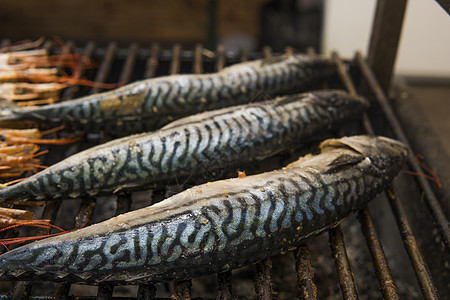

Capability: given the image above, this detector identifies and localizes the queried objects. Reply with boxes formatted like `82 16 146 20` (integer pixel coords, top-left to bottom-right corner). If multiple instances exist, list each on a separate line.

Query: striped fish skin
0 135 408 284
0 90 368 202
0 54 336 135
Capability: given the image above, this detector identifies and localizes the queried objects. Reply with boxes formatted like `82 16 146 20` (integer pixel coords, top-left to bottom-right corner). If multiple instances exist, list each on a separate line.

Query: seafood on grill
0 207 49 229
0 53 336 135
0 135 408 284
0 127 81 146
0 127 81 179
0 144 47 178
0 82 67 106
0 90 368 202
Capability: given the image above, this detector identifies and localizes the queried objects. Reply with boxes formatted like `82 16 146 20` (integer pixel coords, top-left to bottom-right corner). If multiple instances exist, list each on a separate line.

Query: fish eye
0 135 5 141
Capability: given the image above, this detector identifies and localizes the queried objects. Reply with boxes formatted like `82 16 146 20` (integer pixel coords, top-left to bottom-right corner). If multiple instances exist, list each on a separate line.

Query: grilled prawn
0 135 408 284
0 90 368 202
0 53 336 136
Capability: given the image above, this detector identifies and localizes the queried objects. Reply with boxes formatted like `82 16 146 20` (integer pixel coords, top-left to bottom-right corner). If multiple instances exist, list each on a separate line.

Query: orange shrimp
0 82 67 105
0 144 47 178
0 127 81 179
0 127 81 146
0 207 49 229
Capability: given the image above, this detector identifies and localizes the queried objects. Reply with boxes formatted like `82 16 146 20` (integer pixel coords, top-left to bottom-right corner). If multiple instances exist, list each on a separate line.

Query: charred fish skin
0 90 368 202
0 54 336 134
0 135 408 284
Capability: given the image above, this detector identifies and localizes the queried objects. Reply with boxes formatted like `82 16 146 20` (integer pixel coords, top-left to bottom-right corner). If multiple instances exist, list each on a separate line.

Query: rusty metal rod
367 0 408 93
359 208 400 300
170 44 182 76
193 44 204 74
329 227 359 299
295 244 318 300
217 271 233 299
90 42 117 94
356 52 450 251
385 186 439 299
254 258 274 300
118 42 139 85
216 45 226 72
145 43 160 79
333 50 400 299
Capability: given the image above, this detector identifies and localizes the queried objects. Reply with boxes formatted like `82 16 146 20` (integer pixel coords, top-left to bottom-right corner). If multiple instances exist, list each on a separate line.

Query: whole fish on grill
0 53 336 136
0 135 408 284
0 90 368 202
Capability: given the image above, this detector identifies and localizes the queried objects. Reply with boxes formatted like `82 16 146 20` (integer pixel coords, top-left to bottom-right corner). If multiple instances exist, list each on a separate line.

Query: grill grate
0 40 448 299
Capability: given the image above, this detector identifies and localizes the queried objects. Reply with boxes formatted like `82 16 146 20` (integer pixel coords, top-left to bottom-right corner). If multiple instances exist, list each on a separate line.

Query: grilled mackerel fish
0 53 336 135
0 90 368 202
0 135 408 284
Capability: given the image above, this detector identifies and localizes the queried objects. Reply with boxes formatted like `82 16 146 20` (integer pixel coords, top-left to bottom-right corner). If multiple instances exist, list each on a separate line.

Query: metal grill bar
358 208 399 299
193 44 203 74
0 41 446 299
211 46 237 300
216 272 233 300
385 186 439 299
215 45 226 71
145 44 160 79
119 43 139 85
332 51 400 299
329 227 359 299
306 47 360 300
353 54 442 299
355 52 450 250
295 244 318 300
254 259 274 300
170 44 182 75
90 42 117 94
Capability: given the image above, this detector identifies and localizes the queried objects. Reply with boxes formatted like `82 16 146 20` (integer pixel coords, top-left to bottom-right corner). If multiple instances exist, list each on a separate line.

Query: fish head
309 89 370 111
320 135 408 178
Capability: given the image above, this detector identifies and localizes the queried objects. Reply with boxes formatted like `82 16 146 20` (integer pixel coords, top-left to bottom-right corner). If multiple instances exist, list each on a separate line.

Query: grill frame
0 42 446 300
0 0 449 295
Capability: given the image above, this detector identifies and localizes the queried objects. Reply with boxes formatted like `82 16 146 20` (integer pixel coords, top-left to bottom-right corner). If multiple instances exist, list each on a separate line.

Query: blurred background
0 0 449 77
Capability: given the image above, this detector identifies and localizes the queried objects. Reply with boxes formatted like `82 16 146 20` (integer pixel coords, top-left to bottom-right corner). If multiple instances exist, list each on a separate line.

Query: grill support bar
332 50 401 299
386 186 439 299
295 244 318 300
356 52 450 251
329 227 359 299
358 208 400 299
367 0 408 93
1 41 446 299
216 272 233 300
